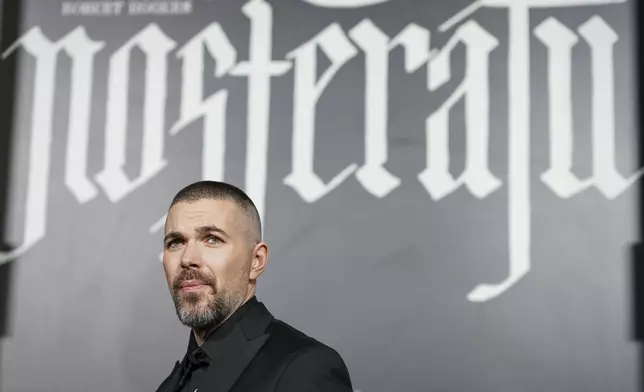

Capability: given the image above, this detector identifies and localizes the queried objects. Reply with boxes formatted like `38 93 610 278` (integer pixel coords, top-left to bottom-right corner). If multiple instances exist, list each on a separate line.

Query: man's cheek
201 249 227 267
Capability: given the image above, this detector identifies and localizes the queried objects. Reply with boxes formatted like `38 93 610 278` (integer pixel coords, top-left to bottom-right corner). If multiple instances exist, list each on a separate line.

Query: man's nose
180 241 202 267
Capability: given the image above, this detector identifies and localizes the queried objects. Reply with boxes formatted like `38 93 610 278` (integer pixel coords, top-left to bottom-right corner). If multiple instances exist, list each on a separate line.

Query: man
155 181 353 392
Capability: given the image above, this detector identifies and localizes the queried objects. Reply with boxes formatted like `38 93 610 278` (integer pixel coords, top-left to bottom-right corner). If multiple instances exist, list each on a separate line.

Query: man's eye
205 236 221 245
166 239 182 248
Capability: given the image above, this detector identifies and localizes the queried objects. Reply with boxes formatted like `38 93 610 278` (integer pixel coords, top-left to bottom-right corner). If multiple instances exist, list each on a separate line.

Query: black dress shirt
177 297 257 392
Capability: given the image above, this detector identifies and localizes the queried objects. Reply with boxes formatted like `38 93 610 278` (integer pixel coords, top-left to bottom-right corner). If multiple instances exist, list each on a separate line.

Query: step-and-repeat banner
0 0 639 391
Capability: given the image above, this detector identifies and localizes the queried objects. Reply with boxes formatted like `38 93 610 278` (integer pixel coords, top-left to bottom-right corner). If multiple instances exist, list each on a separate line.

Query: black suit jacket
156 299 353 392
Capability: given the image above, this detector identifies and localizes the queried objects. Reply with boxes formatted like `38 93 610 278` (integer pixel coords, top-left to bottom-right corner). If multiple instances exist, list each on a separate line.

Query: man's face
162 199 264 329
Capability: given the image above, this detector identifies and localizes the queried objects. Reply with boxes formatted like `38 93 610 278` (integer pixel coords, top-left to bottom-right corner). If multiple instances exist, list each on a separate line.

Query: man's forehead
164 199 247 232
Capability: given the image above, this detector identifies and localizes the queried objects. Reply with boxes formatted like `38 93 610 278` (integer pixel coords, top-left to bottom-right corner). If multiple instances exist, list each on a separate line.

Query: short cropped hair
169 181 262 242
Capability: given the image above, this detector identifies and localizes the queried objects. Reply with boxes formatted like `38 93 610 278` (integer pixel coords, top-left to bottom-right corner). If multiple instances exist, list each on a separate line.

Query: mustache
172 270 217 291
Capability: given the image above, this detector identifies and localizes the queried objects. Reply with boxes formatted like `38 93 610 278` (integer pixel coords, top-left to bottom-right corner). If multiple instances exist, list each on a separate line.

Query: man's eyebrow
163 231 182 244
195 225 229 238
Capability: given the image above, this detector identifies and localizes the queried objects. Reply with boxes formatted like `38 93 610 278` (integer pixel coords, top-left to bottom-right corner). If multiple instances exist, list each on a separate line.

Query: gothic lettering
350 21 431 197
172 23 237 181
535 18 586 197
578 16 642 198
283 24 359 203
0 28 104 264
467 2 533 303
230 0 292 222
0 0 635 306
418 21 501 201
94 24 176 202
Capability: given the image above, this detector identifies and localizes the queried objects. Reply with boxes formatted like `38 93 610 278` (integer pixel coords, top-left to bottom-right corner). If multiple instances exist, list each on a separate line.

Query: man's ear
250 242 268 280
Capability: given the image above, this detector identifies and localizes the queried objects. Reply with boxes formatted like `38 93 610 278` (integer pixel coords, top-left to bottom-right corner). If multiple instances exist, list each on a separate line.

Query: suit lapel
203 325 269 391
202 300 273 391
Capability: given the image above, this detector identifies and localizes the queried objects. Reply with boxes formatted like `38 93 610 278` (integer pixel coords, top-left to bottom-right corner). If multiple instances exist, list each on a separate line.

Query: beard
171 269 245 330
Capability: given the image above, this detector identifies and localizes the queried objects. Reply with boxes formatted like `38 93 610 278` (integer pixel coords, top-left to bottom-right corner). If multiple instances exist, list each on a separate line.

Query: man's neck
193 327 212 347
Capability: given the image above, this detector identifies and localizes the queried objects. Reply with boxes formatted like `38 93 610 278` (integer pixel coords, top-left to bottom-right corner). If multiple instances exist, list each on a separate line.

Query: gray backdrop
0 0 640 391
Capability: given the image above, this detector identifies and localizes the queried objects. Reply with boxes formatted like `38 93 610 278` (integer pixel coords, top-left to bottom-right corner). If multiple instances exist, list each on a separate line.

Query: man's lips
179 280 208 291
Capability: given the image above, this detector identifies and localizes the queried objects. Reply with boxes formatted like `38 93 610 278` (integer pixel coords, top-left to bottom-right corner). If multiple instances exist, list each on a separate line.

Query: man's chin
179 315 214 330
179 295 211 310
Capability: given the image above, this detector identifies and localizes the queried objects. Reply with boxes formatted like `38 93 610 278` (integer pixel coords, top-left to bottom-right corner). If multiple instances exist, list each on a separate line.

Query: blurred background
0 0 641 391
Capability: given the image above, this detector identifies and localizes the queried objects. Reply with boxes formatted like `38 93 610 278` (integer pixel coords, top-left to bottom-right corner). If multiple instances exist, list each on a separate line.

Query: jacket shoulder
259 318 349 370
265 318 330 354
232 318 352 391
263 319 353 391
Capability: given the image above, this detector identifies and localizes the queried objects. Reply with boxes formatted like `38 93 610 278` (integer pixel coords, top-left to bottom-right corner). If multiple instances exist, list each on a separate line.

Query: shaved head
169 181 262 244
